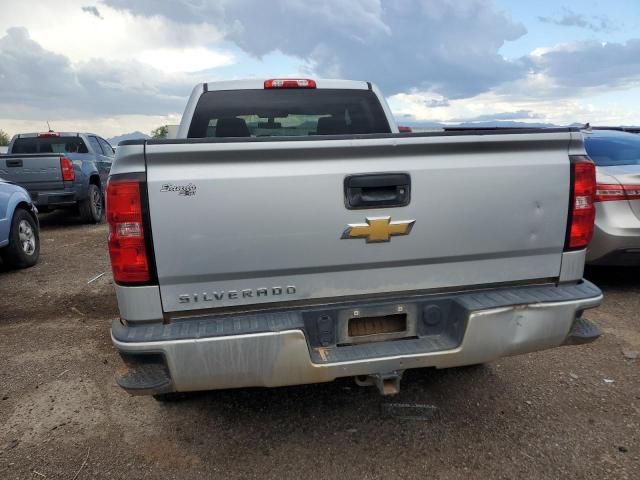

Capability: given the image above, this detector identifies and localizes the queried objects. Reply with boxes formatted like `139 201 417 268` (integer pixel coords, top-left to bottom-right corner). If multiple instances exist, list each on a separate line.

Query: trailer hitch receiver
355 371 403 395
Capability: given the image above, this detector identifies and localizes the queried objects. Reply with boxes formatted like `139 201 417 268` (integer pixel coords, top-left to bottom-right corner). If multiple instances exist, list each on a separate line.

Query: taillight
264 78 316 89
565 156 596 250
38 131 60 137
595 183 640 202
106 179 151 284
398 126 413 133
60 156 75 181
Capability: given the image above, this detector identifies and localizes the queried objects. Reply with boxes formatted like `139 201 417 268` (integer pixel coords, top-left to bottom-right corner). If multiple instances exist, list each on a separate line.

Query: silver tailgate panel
145 133 572 313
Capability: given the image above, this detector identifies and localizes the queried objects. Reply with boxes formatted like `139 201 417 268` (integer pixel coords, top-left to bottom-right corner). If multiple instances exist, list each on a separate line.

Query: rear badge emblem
160 183 196 196
342 216 415 243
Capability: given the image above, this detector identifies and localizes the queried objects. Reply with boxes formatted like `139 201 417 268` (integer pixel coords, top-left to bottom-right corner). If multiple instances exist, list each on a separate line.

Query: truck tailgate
0 154 63 194
145 132 573 313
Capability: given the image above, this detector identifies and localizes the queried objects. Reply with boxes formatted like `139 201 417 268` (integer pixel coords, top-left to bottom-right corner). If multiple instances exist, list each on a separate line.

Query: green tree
0 129 10 146
151 125 169 139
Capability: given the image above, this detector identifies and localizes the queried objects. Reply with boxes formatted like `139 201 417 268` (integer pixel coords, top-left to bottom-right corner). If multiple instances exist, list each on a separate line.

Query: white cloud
104 0 528 97
538 9 617 33
0 0 226 65
137 48 235 74
0 113 182 140
0 28 192 118
526 39 640 91
1 0 639 136
388 85 640 126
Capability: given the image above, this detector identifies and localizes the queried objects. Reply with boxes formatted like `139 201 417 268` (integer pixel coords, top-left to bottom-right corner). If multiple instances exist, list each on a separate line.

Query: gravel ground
0 211 638 479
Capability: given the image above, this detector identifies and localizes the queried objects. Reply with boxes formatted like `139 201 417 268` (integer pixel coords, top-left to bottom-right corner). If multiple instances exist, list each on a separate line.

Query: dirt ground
0 211 638 479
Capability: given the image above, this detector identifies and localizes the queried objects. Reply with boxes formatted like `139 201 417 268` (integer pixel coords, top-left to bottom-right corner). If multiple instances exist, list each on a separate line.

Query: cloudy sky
1 0 639 138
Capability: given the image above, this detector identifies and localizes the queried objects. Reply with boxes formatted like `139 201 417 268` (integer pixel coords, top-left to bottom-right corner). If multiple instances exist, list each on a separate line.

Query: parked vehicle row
0 131 115 269
1 131 113 224
1 78 638 402
2 121 639 273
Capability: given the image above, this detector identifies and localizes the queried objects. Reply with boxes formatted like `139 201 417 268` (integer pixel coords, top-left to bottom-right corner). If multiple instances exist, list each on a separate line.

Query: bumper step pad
562 317 601 346
116 353 173 396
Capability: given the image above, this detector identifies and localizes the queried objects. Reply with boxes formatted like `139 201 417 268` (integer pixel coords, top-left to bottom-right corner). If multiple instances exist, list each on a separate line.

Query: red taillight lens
264 78 316 89
106 179 151 283
566 156 596 250
595 183 640 202
38 132 60 137
398 126 412 133
60 156 75 181
624 186 640 200
595 183 625 202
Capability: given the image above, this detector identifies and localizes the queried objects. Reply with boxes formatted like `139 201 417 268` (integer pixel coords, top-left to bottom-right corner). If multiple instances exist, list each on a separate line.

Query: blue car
0 177 40 268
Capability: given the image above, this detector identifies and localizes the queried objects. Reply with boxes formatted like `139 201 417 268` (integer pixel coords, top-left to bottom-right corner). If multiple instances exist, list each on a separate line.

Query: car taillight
264 78 316 89
106 179 151 284
398 126 413 133
60 156 75 181
565 156 596 250
595 183 640 202
38 132 60 137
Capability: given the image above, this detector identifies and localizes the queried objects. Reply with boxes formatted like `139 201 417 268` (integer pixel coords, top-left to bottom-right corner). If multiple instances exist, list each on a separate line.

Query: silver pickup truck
108 78 603 398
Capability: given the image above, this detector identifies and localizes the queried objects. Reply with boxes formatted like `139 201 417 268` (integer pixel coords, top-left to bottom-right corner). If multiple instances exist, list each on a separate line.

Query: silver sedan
584 129 640 265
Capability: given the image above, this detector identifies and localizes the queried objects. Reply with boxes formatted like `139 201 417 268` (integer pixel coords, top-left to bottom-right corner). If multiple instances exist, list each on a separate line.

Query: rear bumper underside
112 280 602 395
31 190 76 207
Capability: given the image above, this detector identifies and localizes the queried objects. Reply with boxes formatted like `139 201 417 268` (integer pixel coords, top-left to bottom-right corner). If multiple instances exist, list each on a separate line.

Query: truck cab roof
203 78 371 91
12 132 98 139
178 78 396 138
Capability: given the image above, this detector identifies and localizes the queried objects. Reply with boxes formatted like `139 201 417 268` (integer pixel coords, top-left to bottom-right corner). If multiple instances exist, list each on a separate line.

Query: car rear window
11 137 89 154
584 133 640 166
188 89 391 138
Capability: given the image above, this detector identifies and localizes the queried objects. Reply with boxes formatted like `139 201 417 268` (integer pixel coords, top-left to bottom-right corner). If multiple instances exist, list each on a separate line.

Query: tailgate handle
6 159 22 168
344 173 411 209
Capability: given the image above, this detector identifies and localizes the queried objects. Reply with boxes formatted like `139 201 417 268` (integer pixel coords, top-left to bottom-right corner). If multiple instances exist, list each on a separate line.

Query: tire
0 208 40 269
79 183 104 224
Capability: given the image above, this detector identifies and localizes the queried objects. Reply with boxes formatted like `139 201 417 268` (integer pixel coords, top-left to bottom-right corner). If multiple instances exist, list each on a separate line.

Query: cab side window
88 136 103 155
98 137 114 157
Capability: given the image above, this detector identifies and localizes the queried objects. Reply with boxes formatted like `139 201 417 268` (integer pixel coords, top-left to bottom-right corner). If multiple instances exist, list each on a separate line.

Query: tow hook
355 371 403 395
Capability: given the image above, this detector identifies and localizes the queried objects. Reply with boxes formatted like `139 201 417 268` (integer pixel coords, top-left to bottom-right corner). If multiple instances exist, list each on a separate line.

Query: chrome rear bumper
112 281 602 395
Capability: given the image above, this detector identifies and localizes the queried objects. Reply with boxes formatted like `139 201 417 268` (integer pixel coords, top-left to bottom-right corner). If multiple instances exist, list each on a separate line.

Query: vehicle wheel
0 208 40 268
79 184 104 224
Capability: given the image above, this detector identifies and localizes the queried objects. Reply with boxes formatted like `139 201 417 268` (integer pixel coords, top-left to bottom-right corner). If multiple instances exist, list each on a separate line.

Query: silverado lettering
178 286 297 303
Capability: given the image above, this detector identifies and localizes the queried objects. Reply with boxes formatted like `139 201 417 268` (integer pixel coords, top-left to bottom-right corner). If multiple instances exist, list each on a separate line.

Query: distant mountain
108 131 150 145
454 121 558 129
399 120 561 130
396 120 444 129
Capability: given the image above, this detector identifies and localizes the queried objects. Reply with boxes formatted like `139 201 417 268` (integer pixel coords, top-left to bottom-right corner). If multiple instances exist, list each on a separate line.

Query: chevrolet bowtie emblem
341 216 416 243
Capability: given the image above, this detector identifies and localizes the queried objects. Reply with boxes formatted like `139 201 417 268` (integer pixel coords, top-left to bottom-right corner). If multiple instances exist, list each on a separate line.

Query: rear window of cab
188 89 391 138
11 137 89 154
